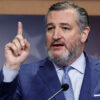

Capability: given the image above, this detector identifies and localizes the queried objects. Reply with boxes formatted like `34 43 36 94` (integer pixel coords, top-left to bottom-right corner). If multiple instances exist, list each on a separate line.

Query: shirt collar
70 52 86 74
53 52 86 74
53 62 62 72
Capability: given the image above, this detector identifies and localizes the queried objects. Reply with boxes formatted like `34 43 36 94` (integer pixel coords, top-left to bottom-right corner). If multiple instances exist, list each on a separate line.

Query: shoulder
85 53 100 62
19 58 49 75
84 52 100 67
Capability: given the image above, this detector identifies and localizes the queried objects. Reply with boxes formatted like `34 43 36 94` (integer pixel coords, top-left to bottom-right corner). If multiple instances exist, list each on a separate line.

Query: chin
47 50 70 66
51 52 64 58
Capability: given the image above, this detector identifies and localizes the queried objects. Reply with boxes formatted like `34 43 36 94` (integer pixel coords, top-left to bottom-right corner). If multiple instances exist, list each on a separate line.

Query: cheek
46 34 52 47
64 34 80 50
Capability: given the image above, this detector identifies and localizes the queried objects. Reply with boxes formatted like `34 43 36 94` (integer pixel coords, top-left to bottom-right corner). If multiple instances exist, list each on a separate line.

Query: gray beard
47 41 81 67
48 50 75 66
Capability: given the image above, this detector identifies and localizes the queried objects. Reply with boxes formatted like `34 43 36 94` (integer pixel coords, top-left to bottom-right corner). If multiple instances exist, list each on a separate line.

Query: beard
47 38 82 67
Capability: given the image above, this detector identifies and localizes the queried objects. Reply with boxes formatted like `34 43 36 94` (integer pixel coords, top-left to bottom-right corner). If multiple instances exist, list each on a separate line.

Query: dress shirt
54 52 86 100
3 65 19 82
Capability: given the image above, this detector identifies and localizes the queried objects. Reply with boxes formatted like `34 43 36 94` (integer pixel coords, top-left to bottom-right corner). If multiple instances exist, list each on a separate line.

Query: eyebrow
46 23 71 27
60 23 70 26
46 23 54 27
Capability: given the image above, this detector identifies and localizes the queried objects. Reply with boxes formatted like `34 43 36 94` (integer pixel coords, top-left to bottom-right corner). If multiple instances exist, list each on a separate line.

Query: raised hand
5 22 30 70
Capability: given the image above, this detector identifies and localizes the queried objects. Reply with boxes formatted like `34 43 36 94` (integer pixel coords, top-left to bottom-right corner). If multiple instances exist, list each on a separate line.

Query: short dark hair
46 1 89 32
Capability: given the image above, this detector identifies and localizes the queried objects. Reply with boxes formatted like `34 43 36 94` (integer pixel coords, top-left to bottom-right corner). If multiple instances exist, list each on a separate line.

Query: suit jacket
0 52 100 100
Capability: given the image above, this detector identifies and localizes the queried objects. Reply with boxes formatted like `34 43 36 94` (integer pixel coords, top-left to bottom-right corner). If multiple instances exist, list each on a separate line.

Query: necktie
62 66 75 100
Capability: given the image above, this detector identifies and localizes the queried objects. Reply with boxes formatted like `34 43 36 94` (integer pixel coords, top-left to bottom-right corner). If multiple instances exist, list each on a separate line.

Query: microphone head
61 84 69 91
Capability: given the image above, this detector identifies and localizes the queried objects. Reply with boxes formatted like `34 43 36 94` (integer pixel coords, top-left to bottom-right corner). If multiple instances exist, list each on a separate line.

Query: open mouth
51 43 65 49
52 43 64 47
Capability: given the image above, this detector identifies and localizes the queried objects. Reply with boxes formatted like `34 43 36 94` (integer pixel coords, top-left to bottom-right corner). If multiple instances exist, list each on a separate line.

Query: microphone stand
48 88 63 100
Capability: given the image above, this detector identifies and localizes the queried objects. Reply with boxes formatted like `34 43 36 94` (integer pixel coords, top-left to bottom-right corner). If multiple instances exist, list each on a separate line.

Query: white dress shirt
54 53 86 100
3 65 19 82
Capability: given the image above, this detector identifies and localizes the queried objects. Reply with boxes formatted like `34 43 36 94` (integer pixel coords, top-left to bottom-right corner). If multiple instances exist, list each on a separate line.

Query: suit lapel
38 59 65 100
79 54 100 100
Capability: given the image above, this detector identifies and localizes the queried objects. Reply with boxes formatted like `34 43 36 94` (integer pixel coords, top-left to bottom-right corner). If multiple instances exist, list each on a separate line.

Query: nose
52 28 61 40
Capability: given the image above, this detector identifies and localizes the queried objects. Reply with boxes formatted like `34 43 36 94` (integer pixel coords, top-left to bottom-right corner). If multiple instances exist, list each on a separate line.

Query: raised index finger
17 21 23 39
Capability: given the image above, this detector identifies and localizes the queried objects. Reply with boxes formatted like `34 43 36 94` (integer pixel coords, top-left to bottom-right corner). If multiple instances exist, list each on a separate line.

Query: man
0 1 100 100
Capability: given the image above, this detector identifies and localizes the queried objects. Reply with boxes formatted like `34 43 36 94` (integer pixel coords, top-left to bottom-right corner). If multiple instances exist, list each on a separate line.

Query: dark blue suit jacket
0 53 100 100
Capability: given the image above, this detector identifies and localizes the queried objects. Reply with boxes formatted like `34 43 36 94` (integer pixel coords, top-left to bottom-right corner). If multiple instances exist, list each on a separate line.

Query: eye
47 26 55 31
62 27 70 30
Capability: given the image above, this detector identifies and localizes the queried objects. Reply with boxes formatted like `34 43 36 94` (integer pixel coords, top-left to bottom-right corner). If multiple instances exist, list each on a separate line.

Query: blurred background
0 0 100 69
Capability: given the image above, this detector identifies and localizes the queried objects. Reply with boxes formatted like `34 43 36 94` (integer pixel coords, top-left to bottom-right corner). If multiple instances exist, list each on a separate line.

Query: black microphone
48 84 69 100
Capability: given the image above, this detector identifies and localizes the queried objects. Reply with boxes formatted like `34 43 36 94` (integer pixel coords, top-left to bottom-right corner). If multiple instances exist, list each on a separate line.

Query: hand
5 22 30 70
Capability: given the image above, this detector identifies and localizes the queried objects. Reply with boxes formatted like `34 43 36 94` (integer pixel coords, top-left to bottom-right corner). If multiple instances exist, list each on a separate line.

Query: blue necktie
62 66 75 100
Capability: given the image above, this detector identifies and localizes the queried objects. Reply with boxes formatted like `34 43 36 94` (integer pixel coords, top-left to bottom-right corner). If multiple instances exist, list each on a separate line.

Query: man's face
46 9 86 65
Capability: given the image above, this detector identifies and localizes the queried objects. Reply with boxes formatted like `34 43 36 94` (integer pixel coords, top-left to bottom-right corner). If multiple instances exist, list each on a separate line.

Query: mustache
50 40 66 47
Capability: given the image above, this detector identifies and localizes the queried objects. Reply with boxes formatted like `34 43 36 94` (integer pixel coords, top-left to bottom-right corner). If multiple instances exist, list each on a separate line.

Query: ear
80 26 90 43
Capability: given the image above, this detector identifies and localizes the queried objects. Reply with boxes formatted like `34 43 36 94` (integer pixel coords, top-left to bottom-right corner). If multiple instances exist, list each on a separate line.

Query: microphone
48 84 69 100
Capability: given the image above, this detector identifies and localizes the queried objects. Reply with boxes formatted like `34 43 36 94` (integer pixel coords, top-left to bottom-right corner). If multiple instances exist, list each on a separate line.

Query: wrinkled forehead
46 9 78 25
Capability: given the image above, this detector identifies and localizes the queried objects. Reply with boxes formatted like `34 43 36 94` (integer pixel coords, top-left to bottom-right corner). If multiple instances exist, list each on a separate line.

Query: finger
24 39 30 52
5 42 19 56
15 37 25 49
17 21 23 39
12 38 22 53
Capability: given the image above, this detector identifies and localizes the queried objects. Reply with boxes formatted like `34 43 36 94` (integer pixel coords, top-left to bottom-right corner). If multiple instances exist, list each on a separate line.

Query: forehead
47 9 78 25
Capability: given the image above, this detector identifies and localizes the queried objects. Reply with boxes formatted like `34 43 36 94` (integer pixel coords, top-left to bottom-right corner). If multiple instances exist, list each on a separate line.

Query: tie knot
64 66 72 74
